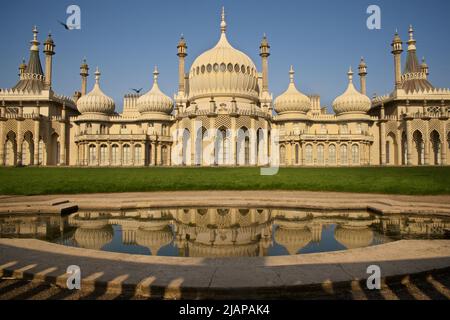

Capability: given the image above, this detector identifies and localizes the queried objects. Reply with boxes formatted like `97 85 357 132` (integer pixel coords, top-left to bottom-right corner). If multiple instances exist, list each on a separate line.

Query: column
157 143 162 165
108 143 112 166
424 122 430 165
231 117 237 166
152 141 157 166
84 142 88 166
191 121 197 165
96 142 100 166
250 118 256 166
60 123 66 166
141 142 146 166
380 122 386 165
17 121 23 166
406 120 413 165
33 120 40 165
119 142 123 166
131 142 135 166
0 120 5 166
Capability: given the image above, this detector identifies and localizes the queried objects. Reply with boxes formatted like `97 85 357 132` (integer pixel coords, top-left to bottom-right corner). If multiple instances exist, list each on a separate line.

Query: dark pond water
1 208 449 258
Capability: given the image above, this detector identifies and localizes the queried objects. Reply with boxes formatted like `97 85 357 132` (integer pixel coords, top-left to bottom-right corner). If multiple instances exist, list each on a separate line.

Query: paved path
1 239 450 299
1 191 450 216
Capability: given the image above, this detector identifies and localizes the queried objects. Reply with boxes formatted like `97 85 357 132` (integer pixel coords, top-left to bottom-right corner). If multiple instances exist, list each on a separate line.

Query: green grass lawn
0 166 449 196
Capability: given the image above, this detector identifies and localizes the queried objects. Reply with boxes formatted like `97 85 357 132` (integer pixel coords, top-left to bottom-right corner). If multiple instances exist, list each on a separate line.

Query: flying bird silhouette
131 88 143 94
58 20 70 30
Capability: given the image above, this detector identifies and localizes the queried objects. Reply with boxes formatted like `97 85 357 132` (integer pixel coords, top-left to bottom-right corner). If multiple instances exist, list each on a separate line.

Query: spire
30 26 40 51
407 25 416 51
358 57 367 75
220 7 227 33
153 66 159 84
95 67 101 85
289 65 295 84
348 66 354 83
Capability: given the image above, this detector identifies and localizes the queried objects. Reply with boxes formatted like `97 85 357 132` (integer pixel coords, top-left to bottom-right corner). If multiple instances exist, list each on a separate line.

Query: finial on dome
408 24 416 51
95 67 101 84
220 7 227 33
289 65 295 83
348 67 354 83
153 66 159 83
30 25 40 51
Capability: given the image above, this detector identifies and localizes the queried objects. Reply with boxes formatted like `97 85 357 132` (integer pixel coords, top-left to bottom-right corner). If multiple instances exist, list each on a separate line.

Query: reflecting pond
1 207 449 258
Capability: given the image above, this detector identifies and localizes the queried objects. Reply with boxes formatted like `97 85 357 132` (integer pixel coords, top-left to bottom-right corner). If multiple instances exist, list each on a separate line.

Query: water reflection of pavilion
1 208 449 257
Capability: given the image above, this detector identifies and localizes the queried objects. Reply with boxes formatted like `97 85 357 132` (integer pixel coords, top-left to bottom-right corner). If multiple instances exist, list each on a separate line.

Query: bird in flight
131 88 143 94
58 20 70 30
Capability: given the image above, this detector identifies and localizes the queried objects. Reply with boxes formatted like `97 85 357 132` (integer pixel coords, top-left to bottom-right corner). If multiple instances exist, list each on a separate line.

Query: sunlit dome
274 66 312 114
137 67 173 115
74 224 114 250
77 68 115 114
334 226 374 250
188 8 259 100
332 67 371 115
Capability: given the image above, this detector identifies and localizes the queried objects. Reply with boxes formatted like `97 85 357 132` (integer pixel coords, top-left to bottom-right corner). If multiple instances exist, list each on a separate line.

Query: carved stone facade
1 15 449 168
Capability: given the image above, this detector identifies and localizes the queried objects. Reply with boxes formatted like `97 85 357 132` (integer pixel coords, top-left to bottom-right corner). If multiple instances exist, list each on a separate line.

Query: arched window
430 131 441 165
100 145 108 165
182 129 191 166
317 145 324 165
413 131 424 165
237 127 250 166
340 145 348 165
352 144 359 165
134 145 142 166
215 128 230 165
305 145 313 165
111 145 119 165
123 144 131 166
38 139 44 165
89 145 96 165
328 145 336 165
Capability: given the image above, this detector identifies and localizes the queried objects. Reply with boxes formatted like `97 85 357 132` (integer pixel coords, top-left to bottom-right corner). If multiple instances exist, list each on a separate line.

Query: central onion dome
74 221 114 250
77 68 115 114
137 67 173 115
188 8 258 100
274 66 312 114
332 67 371 115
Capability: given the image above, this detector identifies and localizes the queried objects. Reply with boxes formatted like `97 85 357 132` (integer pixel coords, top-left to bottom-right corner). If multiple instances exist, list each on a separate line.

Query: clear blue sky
1 0 449 112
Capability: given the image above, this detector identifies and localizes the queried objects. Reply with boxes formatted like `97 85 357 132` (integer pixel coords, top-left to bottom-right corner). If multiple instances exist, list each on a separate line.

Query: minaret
177 35 187 95
80 59 89 96
43 33 55 89
260 34 270 94
391 30 403 89
19 59 27 77
421 57 429 78
358 57 367 95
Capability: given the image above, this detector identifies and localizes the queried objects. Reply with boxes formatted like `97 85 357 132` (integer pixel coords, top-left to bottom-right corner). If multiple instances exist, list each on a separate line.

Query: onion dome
334 226 374 250
77 68 115 114
137 66 173 115
135 224 173 256
274 66 311 114
332 67 371 115
74 224 114 250
274 221 312 255
188 7 258 100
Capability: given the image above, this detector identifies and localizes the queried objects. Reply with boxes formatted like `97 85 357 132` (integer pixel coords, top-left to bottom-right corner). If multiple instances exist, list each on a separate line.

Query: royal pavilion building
1 9 449 168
